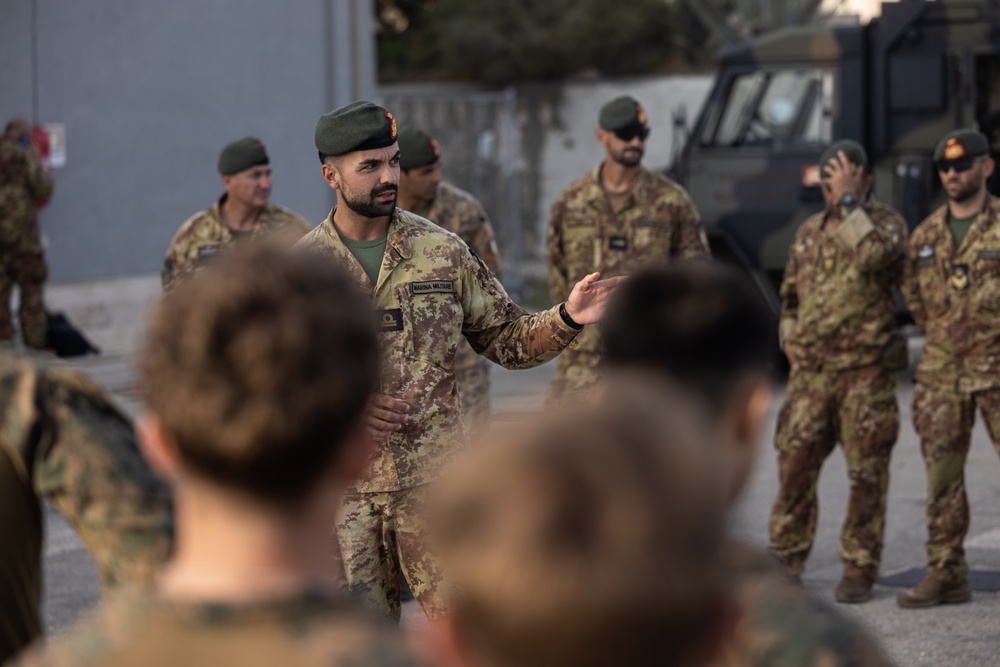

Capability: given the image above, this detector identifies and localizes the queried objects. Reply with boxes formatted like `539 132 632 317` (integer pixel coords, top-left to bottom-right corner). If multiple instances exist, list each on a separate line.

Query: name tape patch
376 308 404 332
979 249 1000 260
197 244 221 258
609 236 629 251
411 280 455 294
635 219 670 230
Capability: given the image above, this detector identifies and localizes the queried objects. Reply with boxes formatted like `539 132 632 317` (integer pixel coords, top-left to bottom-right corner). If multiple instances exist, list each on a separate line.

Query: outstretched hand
565 272 626 325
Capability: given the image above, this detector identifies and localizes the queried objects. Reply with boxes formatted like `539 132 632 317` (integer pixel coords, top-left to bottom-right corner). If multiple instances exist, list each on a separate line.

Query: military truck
672 0 1000 314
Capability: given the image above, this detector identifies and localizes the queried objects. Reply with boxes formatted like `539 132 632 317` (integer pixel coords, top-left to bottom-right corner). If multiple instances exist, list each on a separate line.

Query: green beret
599 96 648 131
315 100 398 157
217 137 269 175
397 128 441 171
819 139 867 177
934 129 990 161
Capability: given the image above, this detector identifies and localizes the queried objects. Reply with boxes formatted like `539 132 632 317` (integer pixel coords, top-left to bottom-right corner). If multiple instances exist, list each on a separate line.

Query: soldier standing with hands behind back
768 140 907 604
899 129 1000 608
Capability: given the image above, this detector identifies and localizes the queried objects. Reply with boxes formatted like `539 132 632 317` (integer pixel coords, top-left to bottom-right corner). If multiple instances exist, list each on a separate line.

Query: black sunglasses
614 126 650 142
935 156 982 173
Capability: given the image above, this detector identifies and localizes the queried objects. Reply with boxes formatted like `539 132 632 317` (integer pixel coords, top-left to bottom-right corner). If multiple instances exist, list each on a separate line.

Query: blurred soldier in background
768 140 907 603
601 261 893 666
161 137 309 292
545 95 708 405
12 244 418 667
300 100 620 622
0 346 173 663
899 129 1000 608
0 118 54 350
396 127 502 430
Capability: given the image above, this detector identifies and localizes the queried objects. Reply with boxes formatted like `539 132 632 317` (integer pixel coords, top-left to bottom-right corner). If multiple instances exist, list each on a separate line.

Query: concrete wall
0 0 375 284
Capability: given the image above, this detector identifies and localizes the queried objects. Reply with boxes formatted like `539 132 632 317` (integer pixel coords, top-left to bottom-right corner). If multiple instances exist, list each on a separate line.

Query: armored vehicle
673 0 1000 313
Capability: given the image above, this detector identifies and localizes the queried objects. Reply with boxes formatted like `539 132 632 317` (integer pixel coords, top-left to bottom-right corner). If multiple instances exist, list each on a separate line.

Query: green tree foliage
377 0 677 85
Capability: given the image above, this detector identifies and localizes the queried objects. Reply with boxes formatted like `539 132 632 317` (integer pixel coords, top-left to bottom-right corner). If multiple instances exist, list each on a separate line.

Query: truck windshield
701 68 833 148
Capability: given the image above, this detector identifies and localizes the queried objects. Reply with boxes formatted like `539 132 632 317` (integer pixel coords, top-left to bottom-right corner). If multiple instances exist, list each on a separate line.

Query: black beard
949 180 983 204
341 184 398 218
612 147 643 167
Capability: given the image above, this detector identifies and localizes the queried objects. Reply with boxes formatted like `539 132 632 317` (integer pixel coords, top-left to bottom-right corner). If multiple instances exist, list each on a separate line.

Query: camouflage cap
599 96 648 131
397 128 441 171
315 100 398 157
217 137 269 175
819 139 867 177
934 129 989 161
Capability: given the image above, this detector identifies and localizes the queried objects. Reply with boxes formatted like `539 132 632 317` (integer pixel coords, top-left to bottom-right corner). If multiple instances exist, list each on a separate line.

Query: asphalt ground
41 354 1000 666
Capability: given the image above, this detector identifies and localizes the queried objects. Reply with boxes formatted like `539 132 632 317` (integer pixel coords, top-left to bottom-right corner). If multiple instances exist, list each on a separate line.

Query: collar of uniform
589 163 649 205
385 209 414 260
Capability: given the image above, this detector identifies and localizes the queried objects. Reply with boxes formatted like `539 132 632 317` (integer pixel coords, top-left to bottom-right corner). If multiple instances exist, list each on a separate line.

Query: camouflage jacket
0 349 173 664
903 195 1000 391
780 197 907 371
417 180 502 373
162 195 310 292
0 138 53 254
546 165 707 355
721 542 893 667
297 208 580 493
10 589 418 667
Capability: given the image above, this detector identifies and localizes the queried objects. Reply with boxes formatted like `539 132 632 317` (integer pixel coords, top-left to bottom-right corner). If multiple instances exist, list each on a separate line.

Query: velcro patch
609 236 628 250
635 219 670 230
918 244 935 259
951 263 970 291
197 244 221 258
376 308 404 331
979 249 1000 260
411 280 455 294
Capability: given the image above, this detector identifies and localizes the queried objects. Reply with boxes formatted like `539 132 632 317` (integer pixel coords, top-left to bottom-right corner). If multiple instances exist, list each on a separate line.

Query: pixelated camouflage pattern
910 383 1000 583
9 589 418 667
769 365 898 578
545 165 707 401
297 207 579 493
0 138 53 350
162 196 310 292
780 198 907 370
903 196 1000 391
722 542 893 667
421 181 503 427
335 486 446 621
0 349 174 663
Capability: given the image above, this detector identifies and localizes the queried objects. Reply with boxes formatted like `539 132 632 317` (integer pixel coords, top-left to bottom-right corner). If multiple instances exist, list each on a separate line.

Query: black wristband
559 302 584 330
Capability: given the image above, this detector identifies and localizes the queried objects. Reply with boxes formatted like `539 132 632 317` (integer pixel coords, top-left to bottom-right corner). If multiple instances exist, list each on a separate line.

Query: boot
834 564 875 604
896 573 971 609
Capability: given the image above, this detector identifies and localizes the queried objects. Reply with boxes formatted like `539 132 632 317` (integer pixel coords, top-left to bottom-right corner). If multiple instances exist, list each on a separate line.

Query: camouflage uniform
416 180 502 430
297 207 580 620
0 138 54 349
902 194 1000 584
9 589 418 667
769 198 907 579
161 195 310 292
722 542 893 666
0 348 174 663
545 166 707 403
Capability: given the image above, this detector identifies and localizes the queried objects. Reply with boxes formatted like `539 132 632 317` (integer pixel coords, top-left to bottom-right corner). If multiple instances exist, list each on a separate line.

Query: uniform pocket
400 281 464 370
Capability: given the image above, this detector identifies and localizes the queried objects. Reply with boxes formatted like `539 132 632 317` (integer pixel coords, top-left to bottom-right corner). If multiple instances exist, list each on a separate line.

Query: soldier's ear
985 158 996 178
595 127 608 145
135 412 182 483
321 162 341 191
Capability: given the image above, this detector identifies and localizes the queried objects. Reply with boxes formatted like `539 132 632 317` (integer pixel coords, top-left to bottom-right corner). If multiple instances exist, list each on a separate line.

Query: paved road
42 355 1000 665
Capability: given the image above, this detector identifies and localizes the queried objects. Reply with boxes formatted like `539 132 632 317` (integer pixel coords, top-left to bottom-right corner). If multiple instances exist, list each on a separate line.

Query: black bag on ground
45 311 100 358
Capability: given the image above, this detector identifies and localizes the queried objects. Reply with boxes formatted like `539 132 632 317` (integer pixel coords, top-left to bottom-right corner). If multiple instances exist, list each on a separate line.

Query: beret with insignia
398 128 441 171
934 129 990 162
819 139 868 177
217 137 269 175
599 96 648 132
315 100 398 158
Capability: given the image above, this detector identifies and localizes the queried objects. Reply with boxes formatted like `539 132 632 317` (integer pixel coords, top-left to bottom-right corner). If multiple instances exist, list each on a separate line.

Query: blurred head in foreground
602 260 776 503
430 390 730 667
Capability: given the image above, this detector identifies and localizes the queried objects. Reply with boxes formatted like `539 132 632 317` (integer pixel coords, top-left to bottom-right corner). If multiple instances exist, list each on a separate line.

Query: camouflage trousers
545 349 601 408
334 485 446 622
769 364 898 577
912 382 1000 583
455 355 492 432
0 251 47 349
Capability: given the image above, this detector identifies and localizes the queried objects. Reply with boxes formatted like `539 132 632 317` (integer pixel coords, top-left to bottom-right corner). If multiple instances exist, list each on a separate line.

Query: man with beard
899 129 1000 608
161 137 310 292
544 96 708 405
297 101 622 622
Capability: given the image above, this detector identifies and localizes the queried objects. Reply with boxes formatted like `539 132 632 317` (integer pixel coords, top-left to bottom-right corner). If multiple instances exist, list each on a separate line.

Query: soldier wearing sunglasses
900 129 999 608
545 96 708 405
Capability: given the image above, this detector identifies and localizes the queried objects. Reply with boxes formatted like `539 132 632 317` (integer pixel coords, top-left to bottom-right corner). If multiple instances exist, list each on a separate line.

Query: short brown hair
432 386 728 667
142 243 378 504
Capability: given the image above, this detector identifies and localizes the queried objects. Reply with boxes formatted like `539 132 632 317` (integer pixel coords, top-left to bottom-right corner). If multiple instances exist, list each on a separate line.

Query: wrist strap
559 302 584 330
